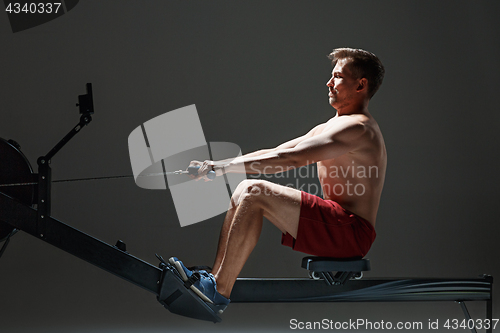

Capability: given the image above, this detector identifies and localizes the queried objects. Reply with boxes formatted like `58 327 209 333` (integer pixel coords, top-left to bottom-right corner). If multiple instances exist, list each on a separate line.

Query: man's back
316 113 386 225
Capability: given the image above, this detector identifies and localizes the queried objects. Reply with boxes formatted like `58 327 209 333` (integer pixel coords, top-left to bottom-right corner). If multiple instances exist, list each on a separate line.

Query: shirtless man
170 48 386 313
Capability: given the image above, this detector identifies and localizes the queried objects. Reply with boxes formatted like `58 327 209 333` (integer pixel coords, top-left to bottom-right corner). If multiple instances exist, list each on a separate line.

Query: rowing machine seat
302 256 370 272
301 256 370 285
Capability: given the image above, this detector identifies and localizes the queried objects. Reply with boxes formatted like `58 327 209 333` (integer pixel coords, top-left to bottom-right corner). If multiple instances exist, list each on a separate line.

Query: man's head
328 48 385 100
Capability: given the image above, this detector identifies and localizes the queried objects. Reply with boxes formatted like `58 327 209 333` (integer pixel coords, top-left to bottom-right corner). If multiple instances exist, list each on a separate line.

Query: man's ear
357 78 368 93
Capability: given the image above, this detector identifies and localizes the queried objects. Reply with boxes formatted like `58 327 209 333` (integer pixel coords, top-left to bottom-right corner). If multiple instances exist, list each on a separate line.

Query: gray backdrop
1 1 499 332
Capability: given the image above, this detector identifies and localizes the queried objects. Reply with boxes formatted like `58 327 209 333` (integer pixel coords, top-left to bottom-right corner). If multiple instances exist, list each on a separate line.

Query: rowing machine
0 84 494 332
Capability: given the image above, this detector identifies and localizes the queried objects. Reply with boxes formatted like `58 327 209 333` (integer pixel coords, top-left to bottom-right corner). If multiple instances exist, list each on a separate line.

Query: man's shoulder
322 114 370 134
311 114 379 144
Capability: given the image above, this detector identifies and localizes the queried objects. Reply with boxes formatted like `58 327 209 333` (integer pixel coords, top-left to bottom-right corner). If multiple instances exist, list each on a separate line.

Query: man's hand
188 160 217 181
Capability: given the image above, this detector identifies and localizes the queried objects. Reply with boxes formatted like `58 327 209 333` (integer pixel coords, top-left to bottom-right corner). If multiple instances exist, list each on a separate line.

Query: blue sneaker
169 257 230 312
192 271 230 309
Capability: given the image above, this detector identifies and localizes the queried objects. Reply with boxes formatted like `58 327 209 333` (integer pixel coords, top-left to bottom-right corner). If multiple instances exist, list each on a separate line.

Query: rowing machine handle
187 166 216 180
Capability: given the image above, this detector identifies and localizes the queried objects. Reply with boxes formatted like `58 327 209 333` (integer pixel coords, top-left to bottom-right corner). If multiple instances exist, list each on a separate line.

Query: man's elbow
276 149 303 169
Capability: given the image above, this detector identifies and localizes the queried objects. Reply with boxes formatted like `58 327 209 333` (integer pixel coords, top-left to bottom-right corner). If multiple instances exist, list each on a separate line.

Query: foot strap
184 271 201 289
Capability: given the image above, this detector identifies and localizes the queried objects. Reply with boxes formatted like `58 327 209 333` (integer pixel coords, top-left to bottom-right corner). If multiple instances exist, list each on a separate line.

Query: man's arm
190 123 326 175
227 123 326 159
199 117 367 177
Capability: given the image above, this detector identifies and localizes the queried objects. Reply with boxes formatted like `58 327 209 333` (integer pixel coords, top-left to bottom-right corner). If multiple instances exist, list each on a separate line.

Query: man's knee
232 179 270 206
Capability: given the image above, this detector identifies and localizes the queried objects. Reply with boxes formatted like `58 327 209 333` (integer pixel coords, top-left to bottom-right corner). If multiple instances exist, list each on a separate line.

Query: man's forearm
215 148 297 175
211 148 275 167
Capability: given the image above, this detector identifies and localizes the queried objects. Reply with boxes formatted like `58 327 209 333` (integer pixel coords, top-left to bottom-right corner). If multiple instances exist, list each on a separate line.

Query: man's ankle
214 277 231 299
218 288 231 299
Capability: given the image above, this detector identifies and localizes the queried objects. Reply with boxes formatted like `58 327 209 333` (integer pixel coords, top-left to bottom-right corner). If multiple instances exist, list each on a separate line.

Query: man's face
326 58 359 109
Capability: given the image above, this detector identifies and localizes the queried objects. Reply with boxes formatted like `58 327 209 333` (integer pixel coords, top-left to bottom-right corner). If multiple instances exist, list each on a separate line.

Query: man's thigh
244 180 302 238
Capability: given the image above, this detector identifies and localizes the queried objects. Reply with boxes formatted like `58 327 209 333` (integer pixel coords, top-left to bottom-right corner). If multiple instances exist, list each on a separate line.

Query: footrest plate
157 265 222 323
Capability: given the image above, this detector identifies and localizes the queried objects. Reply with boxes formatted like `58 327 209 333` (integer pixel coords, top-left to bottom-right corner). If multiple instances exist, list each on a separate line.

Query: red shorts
281 191 376 258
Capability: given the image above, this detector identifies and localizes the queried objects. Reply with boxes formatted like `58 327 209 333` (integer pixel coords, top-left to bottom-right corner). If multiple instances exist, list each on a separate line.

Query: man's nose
326 77 334 86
